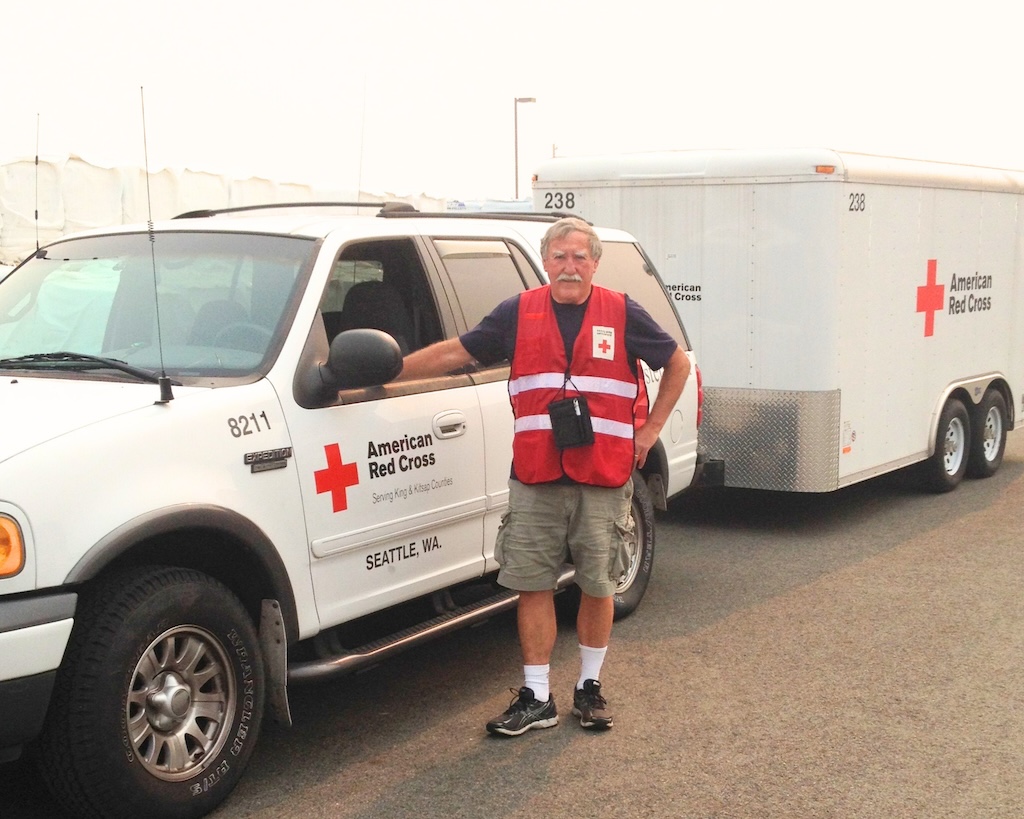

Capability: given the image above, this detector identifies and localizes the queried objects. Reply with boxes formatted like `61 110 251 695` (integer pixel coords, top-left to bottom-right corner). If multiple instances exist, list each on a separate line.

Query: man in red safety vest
399 217 689 734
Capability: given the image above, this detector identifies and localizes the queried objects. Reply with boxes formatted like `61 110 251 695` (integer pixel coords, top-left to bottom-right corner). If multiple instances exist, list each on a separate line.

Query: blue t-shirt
460 290 679 373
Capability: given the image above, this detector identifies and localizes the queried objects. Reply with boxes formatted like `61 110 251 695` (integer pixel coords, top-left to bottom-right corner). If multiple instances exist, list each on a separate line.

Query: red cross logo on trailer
916 259 944 337
314 443 359 512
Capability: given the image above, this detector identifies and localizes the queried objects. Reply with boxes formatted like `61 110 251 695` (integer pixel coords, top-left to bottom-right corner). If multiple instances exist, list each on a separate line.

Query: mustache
556 274 584 283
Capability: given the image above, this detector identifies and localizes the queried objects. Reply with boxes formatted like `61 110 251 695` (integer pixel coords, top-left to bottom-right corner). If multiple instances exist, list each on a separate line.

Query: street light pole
514 97 536 199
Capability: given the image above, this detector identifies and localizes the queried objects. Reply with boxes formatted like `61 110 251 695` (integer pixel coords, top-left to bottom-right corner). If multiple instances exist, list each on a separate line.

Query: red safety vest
509 285 648 487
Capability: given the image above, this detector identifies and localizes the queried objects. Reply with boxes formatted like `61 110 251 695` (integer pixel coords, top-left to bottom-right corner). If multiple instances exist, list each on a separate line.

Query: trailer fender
928 375 1012 452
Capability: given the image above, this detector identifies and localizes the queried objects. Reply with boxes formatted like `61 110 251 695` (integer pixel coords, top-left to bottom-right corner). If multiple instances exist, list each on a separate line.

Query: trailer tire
967 389 1007 479
555 473 656 622
921 398 970 493
37 566 265 819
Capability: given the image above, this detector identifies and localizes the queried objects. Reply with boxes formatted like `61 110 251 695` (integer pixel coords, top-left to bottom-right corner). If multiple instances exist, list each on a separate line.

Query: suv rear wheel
557 472 656 621
612 473 656 619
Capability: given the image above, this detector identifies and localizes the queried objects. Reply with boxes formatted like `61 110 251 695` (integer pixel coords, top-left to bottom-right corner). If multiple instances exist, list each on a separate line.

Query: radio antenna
140 86 174 403
35 113 40 252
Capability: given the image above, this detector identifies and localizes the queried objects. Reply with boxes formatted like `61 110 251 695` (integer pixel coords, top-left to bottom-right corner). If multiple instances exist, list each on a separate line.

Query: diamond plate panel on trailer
700 388 841 492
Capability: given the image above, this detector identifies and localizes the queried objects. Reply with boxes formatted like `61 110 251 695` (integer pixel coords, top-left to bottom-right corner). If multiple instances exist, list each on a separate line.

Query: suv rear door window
596 241 690 350
432 239 533 330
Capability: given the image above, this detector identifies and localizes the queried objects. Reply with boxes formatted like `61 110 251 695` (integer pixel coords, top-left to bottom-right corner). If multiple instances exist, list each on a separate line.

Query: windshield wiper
0 352 182 385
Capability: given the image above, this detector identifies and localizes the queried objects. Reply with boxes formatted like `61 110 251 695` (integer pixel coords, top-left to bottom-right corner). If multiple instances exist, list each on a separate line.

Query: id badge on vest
593 325 615 360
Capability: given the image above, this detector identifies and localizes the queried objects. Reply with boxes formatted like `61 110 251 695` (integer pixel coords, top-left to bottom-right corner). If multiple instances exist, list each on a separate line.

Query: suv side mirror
299 329 403 406
326 329 403 389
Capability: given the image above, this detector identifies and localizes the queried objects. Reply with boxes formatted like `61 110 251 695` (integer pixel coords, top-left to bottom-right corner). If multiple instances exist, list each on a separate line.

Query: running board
288 566 576 684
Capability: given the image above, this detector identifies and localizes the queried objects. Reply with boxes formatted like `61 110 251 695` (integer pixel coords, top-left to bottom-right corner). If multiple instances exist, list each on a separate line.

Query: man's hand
634 422 660 468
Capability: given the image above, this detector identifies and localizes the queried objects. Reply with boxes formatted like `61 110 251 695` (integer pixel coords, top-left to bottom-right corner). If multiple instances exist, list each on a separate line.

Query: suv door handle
433 410 467 438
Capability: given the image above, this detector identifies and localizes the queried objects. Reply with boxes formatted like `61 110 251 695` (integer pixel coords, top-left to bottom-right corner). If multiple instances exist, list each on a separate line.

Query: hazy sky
3 0 1019 200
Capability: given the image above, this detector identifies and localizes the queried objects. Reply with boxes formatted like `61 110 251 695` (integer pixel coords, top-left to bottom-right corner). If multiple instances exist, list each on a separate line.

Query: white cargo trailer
533 148 1024 492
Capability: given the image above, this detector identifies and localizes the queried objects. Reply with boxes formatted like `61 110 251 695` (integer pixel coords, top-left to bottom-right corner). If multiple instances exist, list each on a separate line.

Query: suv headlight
0 515 25 577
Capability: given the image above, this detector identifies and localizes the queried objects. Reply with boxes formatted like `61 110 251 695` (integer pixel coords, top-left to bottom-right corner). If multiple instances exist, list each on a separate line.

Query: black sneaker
486 687 558 736
572 679 613 730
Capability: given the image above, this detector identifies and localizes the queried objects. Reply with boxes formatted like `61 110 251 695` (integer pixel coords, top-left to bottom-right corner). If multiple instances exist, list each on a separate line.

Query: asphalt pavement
6 433 1024 818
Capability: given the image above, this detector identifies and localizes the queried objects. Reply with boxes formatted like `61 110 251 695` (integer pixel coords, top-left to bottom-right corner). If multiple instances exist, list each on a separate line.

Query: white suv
0 205 702 818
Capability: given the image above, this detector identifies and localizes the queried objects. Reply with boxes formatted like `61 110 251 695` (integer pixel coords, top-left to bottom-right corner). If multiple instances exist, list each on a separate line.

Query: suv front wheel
37 566 266 819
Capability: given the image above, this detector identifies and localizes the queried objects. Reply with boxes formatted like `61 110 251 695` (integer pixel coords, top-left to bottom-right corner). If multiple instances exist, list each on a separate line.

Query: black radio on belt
547 394 594 449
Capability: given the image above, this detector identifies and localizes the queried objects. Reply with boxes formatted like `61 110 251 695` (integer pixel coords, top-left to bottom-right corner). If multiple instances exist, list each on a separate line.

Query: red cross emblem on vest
593 325 615 360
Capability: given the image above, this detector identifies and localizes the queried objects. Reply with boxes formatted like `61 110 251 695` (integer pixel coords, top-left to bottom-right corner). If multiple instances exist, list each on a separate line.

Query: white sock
524 664 550 702
577 644 607 690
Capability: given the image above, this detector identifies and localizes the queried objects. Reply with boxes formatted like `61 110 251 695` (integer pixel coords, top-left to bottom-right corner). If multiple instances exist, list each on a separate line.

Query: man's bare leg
577 591 613 649
517 589 557 664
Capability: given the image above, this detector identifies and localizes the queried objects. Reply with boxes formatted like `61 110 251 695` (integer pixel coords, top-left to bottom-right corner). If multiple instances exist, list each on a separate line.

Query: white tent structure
0 155 445 266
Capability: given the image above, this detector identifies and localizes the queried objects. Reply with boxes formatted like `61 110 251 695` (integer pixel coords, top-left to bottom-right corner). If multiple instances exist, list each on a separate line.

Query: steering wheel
212 322 274 353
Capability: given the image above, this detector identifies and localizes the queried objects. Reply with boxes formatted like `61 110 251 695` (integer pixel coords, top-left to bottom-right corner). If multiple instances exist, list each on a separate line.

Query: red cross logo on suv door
314 443 360 512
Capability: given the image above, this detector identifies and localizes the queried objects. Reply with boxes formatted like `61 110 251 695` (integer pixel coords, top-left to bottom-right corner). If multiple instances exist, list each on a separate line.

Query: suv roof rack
173 202 586 224
174 201 389 219
378 210 568 222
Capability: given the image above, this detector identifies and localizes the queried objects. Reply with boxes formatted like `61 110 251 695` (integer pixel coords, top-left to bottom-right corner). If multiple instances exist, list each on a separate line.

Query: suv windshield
0 231 315 379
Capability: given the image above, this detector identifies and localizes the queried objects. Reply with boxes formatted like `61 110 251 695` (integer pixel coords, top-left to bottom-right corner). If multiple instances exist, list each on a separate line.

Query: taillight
695 364 704 427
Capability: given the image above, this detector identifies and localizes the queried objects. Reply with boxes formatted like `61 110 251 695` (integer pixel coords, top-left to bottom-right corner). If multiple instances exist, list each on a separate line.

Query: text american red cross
314 443 359 512
916 259 944 337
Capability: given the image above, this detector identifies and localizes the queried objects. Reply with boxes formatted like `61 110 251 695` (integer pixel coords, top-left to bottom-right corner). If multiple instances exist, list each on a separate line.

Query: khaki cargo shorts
494 478 634 598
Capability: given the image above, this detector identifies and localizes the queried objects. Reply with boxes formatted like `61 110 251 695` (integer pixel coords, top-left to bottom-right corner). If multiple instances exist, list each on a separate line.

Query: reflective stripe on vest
514 413 635 439
508 372 640 400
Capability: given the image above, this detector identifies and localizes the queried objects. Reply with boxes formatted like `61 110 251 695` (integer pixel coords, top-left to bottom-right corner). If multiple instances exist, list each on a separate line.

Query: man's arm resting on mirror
395 337 476 381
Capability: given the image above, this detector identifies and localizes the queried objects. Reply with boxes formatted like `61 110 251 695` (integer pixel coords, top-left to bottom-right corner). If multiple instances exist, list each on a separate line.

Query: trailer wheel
921 398 970 493
37 566 265 819
967 389 1007 479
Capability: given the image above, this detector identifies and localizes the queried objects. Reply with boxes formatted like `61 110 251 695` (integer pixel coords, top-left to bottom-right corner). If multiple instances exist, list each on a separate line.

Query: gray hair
540 217 602 261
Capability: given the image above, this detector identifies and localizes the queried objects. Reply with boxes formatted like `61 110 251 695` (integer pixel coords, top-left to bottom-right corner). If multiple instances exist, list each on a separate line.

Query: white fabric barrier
0 156 445 265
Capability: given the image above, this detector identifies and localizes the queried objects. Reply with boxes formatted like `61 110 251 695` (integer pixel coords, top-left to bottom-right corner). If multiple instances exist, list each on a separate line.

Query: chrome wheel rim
616 500 645 594
126 625 235 781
